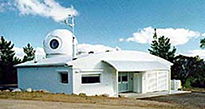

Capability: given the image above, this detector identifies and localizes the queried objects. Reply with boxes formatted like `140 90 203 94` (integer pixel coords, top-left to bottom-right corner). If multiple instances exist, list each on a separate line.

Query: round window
50 39 59 49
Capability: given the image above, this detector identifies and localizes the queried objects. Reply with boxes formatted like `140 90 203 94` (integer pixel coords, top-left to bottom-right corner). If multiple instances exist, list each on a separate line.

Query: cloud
181 49 205 59
1 0 78 22
77 43 120 53
13 47 25 59
121 27 201 46
13 47 45 59
119 38 124 42
14 44 120 59
202 33 205 37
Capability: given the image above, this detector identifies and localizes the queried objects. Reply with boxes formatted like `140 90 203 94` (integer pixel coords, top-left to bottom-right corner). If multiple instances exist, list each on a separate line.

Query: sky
1 0 205 59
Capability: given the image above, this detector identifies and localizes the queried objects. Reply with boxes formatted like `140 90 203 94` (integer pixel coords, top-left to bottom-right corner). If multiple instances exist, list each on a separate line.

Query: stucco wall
17 66 73 94
142 70 169 93
73 63 117 97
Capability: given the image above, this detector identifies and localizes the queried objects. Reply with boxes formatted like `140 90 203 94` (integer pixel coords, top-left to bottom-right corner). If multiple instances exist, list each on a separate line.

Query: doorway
118 72 129 92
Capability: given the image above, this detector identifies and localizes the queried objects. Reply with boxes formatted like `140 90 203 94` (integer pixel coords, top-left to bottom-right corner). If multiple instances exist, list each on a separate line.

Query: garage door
147 71 168 92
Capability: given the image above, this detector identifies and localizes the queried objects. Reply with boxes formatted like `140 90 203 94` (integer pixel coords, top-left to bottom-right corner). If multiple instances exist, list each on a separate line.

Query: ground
142 92 205 109
0 91 204 109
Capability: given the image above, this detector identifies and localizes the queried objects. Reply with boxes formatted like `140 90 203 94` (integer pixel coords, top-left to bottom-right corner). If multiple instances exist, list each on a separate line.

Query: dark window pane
122 76 128 81
118 76 121 82
60 73 68 83
82 75 100 84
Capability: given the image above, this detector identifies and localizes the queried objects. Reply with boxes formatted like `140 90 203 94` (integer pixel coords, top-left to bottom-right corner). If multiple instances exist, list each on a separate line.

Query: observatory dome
43 29 78 59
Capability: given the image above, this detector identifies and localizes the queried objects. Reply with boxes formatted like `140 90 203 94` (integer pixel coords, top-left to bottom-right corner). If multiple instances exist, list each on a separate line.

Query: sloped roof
15 50 173 69
67 50 173 68
102 60 169 72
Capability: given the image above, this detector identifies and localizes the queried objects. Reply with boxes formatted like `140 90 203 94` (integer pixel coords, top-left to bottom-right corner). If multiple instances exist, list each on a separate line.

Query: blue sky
1 0 205 58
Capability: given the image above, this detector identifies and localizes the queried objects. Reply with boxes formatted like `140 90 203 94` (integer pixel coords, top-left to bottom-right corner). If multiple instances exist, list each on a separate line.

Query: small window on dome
50 39 59 49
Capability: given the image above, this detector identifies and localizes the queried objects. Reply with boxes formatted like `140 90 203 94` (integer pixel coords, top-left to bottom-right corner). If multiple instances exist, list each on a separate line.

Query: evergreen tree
0 36 21 84
23 43 36 62
148 29 176 62
200 38 205 49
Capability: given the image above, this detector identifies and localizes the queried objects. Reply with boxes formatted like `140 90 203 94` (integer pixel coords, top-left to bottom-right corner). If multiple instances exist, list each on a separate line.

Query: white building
16 29 172 97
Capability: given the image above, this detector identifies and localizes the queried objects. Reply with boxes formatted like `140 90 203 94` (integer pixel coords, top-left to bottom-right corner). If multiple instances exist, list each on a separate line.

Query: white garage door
147 71 168 92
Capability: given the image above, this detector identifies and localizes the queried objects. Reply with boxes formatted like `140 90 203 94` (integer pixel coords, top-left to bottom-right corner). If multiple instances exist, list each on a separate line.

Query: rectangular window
59 72 68 84
122 75 128 81
82 74 100 84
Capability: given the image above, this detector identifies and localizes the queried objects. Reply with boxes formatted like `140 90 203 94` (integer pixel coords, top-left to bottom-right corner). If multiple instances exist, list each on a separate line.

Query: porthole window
50 39 59 49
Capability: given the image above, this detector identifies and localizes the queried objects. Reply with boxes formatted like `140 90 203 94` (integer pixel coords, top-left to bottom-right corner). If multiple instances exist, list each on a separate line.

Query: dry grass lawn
0 91 188 109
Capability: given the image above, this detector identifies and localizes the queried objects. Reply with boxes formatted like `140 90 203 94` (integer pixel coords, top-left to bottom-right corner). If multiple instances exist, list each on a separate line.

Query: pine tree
0 36 21 84
23 43 36 62
200 38 205 49
148 29 176 62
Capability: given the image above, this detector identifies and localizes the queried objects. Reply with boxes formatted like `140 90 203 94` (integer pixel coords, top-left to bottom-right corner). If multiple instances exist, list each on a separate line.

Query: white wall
132 70 169 93
72 63 116 97
18 66 73 94
133 73 142 93
143 70 169 93
68 51 172 96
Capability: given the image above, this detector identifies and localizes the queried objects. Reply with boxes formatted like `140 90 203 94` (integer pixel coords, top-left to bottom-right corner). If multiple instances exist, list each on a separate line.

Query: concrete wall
142 70 169 93
17 66 73 94
72 63 116 97
132 70 169 93
67 51 172 96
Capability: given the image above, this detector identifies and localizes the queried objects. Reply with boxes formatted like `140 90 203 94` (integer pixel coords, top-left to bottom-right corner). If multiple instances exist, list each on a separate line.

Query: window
82 74 100 84
60 72 68 84
122 75 128 81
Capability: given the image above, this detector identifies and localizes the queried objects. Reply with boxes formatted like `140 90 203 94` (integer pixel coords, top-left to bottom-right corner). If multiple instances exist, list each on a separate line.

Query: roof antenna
64 5 75 34
64 5 76 59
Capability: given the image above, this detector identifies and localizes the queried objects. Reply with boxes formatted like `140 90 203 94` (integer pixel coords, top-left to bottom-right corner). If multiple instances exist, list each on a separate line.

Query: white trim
82 74 100 77
116 70 119 97
56 70 69 72
80 72 102 75
81 83 101 85
168 68 171 94
80 69 104 72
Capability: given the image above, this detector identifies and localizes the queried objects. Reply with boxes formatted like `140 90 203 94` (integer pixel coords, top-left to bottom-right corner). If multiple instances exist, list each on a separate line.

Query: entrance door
118 72 129 92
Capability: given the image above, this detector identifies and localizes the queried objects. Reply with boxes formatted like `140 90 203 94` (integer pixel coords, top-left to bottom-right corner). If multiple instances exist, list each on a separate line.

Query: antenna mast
64 5 76 59
68 14 75 34
65 5 75 34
